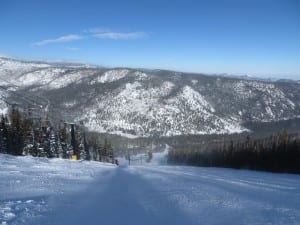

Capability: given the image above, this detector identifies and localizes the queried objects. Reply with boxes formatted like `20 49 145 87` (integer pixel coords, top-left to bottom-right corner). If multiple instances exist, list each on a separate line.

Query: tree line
0 106 115 163
168 132 300 174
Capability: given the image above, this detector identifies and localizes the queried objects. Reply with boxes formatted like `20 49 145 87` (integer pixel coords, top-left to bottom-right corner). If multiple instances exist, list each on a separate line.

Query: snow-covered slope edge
0 153 116 224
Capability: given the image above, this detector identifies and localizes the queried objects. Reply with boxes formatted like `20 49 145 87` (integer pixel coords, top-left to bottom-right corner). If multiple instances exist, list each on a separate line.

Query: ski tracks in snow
129 166 300 225
1 154 300 225
36 168 196 225
32 165 300 225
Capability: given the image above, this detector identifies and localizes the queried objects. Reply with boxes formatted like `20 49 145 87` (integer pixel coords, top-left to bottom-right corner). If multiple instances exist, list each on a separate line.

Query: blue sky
0 0 299 79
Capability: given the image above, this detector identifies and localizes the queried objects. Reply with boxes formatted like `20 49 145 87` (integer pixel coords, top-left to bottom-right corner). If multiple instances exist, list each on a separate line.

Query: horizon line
0 54 299 81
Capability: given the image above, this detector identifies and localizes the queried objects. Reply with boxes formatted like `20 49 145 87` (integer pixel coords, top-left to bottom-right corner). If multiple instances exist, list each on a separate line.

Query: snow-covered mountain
0 57 299 137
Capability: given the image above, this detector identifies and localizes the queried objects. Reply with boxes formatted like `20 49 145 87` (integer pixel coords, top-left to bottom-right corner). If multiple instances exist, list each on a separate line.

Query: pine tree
66 144 74 159
70 124 78 158
83 133 90 160
88 136 98 161
146 150 153 163
9 107 23 155
57 122 69 158
37 123 48 157
76 126 86 160
102 138 109 162
49 129 57 158
21 117 35 156
97 143 102 162
0 127 4 153
0 115 8 154
79 139 86 160
57 137 64 158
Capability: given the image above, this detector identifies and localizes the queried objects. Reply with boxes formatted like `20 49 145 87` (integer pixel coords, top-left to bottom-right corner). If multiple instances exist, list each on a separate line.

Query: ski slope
1 153 300 225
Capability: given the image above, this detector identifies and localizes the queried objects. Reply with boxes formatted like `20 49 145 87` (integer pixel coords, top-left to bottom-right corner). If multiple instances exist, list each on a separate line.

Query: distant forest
0 107 115 163
168 132 300 174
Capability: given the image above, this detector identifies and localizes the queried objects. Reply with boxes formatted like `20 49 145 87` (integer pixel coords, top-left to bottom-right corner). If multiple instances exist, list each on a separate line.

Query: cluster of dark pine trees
168 132 300 173
0 107 115 163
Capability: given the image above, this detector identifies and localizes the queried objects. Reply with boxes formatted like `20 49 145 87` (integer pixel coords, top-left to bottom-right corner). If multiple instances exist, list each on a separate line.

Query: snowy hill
1 153 300 225
0 57 299 137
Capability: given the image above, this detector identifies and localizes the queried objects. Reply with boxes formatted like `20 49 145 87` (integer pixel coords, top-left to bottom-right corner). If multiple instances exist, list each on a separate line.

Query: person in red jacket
114 159 119 166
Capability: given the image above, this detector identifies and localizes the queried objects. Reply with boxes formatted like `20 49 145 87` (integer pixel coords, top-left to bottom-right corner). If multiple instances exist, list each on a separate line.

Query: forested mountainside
1 57 299 138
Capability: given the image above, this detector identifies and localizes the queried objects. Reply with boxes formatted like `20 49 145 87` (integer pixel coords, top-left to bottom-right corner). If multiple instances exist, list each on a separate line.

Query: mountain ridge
0 57 299 138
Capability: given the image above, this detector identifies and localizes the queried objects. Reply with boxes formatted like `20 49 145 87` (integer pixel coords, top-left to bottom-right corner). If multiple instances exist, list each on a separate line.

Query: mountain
0 57 299 137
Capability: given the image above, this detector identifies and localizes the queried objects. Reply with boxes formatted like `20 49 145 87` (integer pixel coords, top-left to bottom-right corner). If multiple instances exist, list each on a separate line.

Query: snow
0 107 8 115
80 81 179 137
0 154 115 225
90 69 129 84
1 152 300 225
80 83 247 137
178 86 215 112
0 58 49 80
133 71 148 80
117 145 169 166
108 130 139 139
232 80 296 121
13 68 96 90
191 79 198 85
47 69 95 89
16 68 65 87
1 57 298 137
0 89 9 115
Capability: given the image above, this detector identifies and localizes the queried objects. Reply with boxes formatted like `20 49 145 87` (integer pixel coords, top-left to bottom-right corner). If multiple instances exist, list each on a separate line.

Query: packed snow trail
1 154 300 225
37 168 196 225
129 166 300 225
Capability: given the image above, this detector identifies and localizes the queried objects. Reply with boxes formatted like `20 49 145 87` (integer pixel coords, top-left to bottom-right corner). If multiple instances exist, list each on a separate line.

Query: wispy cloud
34 34 83 46
87 27 149 40
33 28 149 47
85 27 110 34
92 32 148 40
93 32 148 40
65 46 80 51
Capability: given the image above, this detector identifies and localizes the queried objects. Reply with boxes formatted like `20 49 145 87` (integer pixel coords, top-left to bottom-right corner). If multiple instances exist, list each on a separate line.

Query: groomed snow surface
1 152 300 225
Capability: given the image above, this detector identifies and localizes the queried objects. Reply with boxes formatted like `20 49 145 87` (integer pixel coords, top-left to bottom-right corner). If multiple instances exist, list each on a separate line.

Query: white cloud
85 27 110 34
34 34 83 46
93 32 148 40
33 29 149 47
65 46 80 51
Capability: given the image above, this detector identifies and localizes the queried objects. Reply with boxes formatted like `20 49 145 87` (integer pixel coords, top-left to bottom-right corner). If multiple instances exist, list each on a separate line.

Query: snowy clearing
1 153 300 225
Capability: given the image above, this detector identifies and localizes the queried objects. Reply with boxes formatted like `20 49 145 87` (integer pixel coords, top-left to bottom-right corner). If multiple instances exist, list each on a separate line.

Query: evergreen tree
102 138 112 162
97 143 102 162
83 133 90 160
57 137 64 158
0 115 8 154
49 129 57 158
9 107 23 155
79 139 86 160
77 127 86 160
58 122 68 158
21 117 34 156
70 124 78 157
146 150 153 163
66 144 74 159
